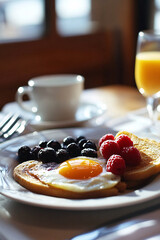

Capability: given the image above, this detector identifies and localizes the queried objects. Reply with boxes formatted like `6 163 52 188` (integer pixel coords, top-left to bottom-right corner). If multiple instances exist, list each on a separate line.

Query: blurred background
0 0 157 109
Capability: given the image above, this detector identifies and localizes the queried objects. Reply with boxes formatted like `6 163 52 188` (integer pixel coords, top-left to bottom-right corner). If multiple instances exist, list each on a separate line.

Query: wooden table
82 84 145 119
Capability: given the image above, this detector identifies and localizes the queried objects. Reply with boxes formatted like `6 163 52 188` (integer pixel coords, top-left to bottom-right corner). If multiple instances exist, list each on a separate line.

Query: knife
70 203 160 240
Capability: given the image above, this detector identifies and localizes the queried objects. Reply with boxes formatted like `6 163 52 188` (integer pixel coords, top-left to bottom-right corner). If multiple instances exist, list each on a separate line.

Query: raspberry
106 155 126 176
100 140 120 160
99 134 115 147
121 146 141 166
116 134 133 149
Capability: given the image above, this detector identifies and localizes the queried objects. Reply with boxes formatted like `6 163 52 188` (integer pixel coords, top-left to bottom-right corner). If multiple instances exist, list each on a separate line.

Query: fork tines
0 113 25 140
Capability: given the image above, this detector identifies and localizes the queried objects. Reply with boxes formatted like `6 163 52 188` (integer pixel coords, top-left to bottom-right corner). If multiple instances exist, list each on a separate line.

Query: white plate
1 128 160 210
2 101 106 129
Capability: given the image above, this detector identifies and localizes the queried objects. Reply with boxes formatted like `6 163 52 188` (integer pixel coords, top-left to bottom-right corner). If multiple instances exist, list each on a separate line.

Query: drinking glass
135 30 160 134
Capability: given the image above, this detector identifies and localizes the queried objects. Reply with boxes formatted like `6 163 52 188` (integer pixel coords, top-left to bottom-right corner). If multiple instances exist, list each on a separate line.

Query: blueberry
76 136 86 143
78 138 87 149
18 146 32 162
82 140 97 151
38 147 57 163
39 141 48 148
62 136 76 147
67 143 81 158
31 146 41 160
56 149 70 163
47 140 61 151
81 148 98 158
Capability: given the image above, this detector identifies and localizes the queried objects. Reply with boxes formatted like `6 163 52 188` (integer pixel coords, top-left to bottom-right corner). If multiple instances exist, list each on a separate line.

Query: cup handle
16 86 36 113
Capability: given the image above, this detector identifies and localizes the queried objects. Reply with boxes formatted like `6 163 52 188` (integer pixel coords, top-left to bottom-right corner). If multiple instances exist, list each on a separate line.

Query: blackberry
56 149 70 163
39 141 48 148
76 136 86 143
81 148 98 158
38 147 57 163
78 138 87 149
31 146 41 160
47 140 61 151
82 140 97 151
67 143 81 158
62 136 76 147
18 145 32 162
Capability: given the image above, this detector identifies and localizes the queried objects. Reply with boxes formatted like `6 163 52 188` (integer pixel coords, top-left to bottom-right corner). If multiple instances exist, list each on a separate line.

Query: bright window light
55 0 92 36
0 0 45 42
5 0 44 26
154 12 160 30
155 0 160 9
56 0 91 19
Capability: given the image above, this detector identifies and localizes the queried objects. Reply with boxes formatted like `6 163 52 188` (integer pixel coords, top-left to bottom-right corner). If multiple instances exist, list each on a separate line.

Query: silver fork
0 113 26 141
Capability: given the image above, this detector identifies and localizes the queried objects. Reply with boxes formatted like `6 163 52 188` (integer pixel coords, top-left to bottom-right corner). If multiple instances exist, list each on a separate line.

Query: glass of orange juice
135 30 160 134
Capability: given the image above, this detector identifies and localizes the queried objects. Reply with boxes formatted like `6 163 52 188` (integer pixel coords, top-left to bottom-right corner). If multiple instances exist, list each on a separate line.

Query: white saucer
2 101 106 129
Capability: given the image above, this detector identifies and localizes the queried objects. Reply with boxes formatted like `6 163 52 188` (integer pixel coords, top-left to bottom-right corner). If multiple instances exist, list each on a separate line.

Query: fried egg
29 156 120 193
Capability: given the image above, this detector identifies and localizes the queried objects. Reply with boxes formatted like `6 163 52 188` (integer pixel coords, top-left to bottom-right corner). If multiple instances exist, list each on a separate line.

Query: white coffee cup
16 74 84 122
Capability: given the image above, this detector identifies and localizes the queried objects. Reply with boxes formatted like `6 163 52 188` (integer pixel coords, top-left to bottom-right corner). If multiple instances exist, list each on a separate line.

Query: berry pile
99 133 141 176
17 136 98 164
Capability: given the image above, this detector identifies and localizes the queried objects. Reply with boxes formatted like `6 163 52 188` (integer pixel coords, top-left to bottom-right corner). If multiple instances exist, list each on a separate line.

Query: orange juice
135 51 160 96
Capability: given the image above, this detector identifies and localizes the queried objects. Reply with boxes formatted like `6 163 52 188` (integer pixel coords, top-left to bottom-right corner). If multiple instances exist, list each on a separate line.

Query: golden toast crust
115 131 160 181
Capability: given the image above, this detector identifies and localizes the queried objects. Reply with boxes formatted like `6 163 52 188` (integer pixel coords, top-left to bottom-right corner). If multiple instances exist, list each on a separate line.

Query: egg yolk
59 158 103 180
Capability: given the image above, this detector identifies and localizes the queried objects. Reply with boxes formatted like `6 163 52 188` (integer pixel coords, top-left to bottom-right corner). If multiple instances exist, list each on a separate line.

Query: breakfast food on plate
14 135 126 199
13 131 160 199
14 157 126 199
115 131 160 186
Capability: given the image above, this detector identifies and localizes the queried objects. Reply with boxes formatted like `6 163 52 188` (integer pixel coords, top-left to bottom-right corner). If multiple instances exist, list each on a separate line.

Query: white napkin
71 205 160 240
97 208 160 240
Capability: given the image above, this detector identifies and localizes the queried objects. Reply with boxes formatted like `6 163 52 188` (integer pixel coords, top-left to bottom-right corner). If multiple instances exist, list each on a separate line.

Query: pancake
13 159 126 199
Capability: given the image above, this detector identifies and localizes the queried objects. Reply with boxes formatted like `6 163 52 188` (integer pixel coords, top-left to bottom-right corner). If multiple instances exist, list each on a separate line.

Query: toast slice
13 160 126 199
115 131 160 182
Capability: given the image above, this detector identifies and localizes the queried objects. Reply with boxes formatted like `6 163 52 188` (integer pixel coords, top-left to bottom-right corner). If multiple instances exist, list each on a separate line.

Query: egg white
29 157 120 193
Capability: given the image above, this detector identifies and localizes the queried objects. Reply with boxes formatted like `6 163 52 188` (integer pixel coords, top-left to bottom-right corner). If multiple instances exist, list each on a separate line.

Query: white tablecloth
0 104 160 240
0 194 160 240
